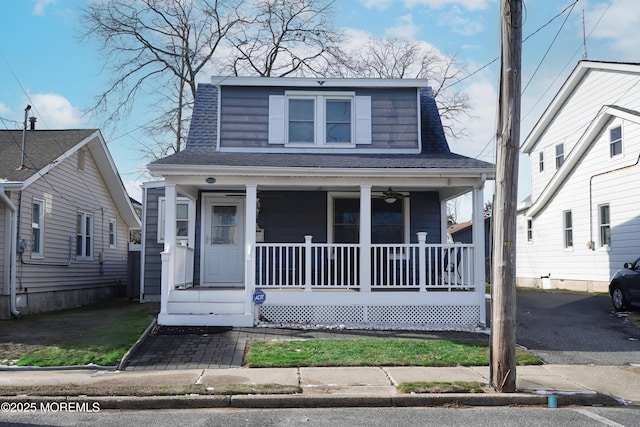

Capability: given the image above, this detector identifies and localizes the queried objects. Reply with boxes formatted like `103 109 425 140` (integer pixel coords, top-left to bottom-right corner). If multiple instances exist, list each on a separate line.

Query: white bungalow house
0 127 141 318
517 61 640 293
141 76 495 329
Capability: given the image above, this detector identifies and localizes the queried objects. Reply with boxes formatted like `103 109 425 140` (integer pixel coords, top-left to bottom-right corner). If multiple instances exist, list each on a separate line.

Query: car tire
611 285 628 312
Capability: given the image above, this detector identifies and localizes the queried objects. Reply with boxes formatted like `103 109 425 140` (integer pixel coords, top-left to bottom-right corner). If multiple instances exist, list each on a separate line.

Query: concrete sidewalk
1 364 638 409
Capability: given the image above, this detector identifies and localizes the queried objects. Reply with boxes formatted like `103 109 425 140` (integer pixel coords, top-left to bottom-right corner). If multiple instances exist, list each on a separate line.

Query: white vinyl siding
269 93 371 146
31 198 44 258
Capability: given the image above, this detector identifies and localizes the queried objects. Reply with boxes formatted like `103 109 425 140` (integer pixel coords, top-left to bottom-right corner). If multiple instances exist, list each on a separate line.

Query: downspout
0 187 20 317
588 152 640 249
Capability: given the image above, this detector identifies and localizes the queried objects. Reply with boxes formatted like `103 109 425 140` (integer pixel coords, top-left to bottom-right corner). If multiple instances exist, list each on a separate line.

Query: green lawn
11 301 158 367
244 338 542 368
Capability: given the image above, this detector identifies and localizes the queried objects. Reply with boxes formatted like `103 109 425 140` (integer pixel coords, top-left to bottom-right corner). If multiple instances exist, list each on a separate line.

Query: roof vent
29 116 37 130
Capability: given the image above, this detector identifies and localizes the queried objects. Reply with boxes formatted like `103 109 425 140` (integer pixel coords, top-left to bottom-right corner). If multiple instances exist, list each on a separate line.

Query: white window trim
109 218 117 249
538 151 544 173
609 125 623 158
555 143 564 170
76 211 94 260
158 197 193 244
598 203 611 249
563 210 573 250
31 198 45 259
526 218 533 243
269 92 371 147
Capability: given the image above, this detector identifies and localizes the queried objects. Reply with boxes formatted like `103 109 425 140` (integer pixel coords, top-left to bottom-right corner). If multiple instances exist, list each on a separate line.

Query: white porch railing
174 243 194 289
255 239 475 291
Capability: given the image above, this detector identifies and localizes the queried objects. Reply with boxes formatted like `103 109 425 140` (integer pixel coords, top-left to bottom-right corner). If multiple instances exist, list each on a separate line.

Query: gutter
0 184 21 317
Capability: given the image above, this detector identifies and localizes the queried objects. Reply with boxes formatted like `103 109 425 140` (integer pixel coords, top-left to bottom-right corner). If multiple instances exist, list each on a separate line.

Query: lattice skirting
258 304 481 327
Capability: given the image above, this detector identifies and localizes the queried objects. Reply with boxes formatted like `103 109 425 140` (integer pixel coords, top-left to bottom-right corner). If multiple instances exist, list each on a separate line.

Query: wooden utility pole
490 0 522 393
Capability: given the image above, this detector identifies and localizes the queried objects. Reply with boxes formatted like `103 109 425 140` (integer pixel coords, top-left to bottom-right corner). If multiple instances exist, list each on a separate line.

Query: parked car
609 258 640 311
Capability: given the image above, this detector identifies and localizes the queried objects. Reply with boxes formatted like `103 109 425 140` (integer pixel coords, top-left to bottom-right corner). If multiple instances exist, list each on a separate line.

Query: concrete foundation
0 286 116 319
516 277 608 294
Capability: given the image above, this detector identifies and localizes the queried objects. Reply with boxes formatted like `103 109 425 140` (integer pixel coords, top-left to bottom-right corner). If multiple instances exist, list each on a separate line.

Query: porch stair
159 289 253 327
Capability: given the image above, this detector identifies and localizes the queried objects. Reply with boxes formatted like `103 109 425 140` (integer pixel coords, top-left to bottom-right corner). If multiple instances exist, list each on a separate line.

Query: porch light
205 177 216 184
384 195 397 204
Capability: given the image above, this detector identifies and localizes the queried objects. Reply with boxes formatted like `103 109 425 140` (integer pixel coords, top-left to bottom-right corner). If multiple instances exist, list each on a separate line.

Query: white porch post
359 185 372 292
472 184 487 325
160 183 177 316
440 200 449 243
417 232 427 292
245 184 257 318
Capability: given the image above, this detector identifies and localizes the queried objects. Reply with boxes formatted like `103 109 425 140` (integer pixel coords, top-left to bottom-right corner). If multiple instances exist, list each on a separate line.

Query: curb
0 392 620 410
117 317 157 371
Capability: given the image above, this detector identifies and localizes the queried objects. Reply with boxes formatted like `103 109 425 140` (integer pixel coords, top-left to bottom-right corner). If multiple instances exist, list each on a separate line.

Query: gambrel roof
0 129 140 227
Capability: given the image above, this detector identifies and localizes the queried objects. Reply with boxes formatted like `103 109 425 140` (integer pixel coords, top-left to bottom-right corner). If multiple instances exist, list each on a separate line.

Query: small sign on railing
253 290 266 305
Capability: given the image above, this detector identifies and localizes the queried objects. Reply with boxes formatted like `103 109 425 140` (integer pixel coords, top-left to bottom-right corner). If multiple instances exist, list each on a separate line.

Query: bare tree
225 0 344 77
81 0 244 155
339 37 471 139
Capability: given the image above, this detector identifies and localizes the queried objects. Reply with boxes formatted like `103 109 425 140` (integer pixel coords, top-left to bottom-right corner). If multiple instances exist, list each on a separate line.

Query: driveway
514 289 640 365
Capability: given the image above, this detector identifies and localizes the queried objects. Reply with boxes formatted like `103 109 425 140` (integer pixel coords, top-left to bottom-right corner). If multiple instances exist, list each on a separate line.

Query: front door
202 197 245 286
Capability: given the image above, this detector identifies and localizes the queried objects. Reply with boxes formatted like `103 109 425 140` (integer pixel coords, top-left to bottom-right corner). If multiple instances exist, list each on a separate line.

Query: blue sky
1 0 638 208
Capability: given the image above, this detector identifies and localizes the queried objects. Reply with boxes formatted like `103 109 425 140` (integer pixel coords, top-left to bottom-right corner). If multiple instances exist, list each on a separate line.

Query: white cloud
124 180 143 202
405 0 493 10
28 93 85 129
385 14 421 39
33 0 56 16
585 0 640 61
360 0 396 11
439 6 485 36
0 102 9 115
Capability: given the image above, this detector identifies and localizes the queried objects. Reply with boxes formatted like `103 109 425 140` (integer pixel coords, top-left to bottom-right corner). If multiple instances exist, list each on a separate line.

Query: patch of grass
244 338 542 368
398 381 487 394
14 301 158 367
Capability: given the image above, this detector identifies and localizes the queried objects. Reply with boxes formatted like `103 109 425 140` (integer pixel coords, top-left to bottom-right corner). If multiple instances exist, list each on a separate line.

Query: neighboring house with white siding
0 128 141 319
517 61 640 293
141 76 494 329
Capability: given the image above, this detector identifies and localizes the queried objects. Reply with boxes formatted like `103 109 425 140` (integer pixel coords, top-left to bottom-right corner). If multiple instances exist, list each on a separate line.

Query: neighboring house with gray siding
142 76 495 329
0 128 141 319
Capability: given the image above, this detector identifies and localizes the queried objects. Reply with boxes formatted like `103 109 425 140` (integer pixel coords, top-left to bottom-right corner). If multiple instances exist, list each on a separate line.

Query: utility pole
490 0 522 393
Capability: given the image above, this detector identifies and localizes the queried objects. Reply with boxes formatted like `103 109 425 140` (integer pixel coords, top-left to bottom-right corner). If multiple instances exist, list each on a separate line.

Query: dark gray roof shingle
0 130 97 182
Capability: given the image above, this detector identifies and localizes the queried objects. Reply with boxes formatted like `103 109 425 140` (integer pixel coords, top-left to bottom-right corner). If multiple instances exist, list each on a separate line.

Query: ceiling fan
377 187 408 204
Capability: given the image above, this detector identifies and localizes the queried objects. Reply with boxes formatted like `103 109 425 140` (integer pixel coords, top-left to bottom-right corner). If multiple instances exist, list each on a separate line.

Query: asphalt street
514 289 640 365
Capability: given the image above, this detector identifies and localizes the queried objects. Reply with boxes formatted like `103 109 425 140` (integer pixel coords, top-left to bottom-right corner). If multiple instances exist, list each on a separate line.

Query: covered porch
156 173 488 329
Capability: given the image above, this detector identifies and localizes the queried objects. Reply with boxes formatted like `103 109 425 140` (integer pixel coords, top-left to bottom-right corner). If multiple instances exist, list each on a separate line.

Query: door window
212 206 237 244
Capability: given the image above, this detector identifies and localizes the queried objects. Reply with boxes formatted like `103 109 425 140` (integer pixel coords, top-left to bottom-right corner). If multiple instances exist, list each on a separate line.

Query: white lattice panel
258 304 480 327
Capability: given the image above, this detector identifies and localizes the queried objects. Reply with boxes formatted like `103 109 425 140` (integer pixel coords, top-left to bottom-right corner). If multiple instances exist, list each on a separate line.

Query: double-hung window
332 197 404 244
76 211 93 259
538 151 544 172
158 197 192 244
32 199 44 258
610 126 622 157
599 204 611 247
563 210 573 249
555 144 564 169
270 92 370 146
109 219 117 248
526 218 533 243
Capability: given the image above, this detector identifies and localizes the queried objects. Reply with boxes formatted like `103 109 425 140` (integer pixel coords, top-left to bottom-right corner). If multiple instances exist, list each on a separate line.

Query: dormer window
269 91 371 146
